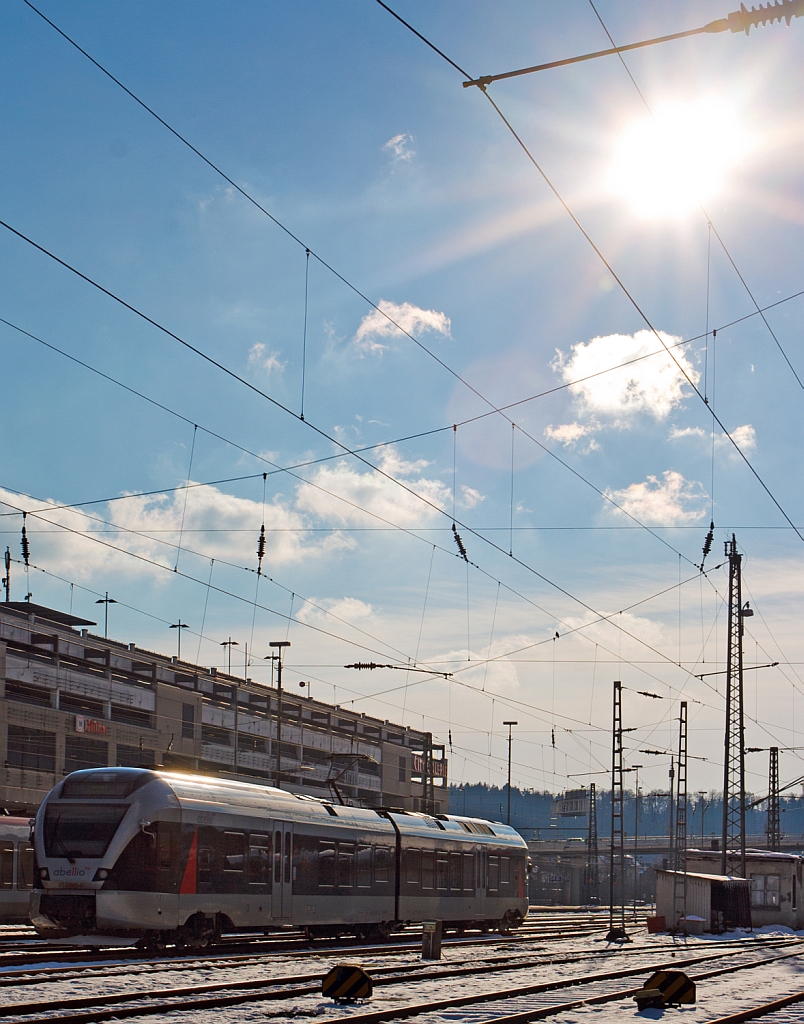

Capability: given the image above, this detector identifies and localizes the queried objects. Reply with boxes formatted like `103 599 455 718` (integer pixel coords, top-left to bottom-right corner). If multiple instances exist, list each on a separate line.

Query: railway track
0 927 726 990
0 913 640 970
0 933 797 1024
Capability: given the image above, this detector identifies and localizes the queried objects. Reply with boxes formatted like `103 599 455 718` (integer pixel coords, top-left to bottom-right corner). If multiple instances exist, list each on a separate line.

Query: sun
607 98 751 219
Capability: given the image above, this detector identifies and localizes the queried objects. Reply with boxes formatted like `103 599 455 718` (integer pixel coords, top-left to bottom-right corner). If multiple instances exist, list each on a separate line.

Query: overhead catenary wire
0 218 723 651
13 4 775 574
587 1 804 394
11 4 794 765
374 3 804 547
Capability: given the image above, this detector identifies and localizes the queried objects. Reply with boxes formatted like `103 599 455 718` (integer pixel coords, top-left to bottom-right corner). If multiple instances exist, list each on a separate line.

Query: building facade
0 602 448 816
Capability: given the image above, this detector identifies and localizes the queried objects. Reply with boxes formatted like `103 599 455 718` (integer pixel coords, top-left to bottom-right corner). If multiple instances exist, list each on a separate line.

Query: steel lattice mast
609 681 626 935
767 747 781 851
672 702 688 929
721 536 747 877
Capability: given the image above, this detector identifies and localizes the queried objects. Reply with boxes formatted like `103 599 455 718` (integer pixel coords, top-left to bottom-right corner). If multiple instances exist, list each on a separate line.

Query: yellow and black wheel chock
321 963 373 1002
633 970 696 1010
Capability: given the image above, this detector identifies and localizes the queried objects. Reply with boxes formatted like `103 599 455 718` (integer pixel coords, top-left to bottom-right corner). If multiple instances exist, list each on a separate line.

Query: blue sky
2 0 803 798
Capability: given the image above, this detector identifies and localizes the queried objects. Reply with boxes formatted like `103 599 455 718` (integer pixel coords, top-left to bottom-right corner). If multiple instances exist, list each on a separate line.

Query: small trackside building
685 849 804 929
656 869 751 932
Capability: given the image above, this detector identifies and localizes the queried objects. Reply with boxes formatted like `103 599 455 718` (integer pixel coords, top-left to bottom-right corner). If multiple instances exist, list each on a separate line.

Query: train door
271 822 293 921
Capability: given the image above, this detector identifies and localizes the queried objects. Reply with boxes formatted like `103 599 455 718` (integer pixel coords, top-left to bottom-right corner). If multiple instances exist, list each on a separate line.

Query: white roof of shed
657 869 749 883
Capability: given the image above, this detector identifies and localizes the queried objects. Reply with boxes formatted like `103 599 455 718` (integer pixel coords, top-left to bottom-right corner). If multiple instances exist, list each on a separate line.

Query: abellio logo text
53 866 89 878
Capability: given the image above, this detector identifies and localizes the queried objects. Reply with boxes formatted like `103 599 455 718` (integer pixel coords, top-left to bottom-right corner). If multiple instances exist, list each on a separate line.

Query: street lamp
269 641 291 789
220 637 238 675
632 765 643 920
169 620 189 660
503 721 517 825
95 592 117 638
698 791 708 848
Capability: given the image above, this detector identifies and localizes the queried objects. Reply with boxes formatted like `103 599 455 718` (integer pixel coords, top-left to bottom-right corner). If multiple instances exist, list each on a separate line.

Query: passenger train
31 768 529 947
0 817 36 924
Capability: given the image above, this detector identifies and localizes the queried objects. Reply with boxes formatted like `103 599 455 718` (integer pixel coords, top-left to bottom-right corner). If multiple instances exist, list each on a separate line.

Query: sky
1 0 803 800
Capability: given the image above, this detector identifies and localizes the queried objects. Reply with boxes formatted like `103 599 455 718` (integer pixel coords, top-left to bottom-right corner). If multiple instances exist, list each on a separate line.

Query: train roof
46 769 526 845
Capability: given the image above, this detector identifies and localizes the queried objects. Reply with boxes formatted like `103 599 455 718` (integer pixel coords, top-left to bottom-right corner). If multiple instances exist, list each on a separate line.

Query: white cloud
669 425 706 441
720 423 756 452
0 482 350 584
296 446 450 528
544 421 601 452
459 485 485 509
296 596 375 630
553 330 699 421
669 422 756 453
353 300 451 355
248 343 286 377
604 470 707 524
383 133 415 162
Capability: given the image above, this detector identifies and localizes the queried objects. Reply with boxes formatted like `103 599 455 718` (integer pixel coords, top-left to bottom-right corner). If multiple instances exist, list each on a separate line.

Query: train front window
44 803 128 860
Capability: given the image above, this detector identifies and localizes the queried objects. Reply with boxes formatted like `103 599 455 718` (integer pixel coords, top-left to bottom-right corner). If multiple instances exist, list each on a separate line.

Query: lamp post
503 721 517 825
95 592 117 638
632 764 642 919
220 637 238 675
269 641 291 789
698 791 708 847
169 620 189 660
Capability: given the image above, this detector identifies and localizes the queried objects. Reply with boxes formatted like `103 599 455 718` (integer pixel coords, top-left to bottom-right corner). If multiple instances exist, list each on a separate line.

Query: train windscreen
43 804 129 859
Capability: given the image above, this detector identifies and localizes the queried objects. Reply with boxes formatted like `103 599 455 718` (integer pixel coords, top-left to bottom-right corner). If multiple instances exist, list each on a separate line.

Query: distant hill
448 782 803 839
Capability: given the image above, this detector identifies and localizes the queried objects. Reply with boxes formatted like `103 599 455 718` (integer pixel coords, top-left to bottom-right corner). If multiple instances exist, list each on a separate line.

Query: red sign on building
75 715 109 736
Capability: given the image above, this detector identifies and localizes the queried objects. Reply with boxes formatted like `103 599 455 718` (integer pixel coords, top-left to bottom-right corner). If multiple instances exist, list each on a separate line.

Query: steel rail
0 929 764 991
0 940 741 1014
313 944 804 1024
703 989 804 1023
1 939 798 1024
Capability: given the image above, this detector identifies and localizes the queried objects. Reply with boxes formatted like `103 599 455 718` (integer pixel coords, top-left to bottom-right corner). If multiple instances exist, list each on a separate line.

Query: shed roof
657 869 750 883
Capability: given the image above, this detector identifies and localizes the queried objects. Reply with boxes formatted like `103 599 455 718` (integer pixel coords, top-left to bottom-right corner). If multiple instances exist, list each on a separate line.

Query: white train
31 768 529 948
0 817 36 924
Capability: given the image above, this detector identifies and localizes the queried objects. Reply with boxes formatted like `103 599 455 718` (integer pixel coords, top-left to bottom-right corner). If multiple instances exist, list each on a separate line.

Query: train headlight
94 868 108 881
38 867 49 881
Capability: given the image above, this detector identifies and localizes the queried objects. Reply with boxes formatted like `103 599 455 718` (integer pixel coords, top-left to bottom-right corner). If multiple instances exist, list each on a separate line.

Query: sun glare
608 98 750 219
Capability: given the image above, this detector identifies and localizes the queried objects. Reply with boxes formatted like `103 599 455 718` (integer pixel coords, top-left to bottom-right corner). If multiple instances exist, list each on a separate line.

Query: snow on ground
1 927 801 1023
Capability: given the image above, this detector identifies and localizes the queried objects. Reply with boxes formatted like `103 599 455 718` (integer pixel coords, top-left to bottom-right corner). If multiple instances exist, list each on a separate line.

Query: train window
501 856 510 885
477 849 484 889
356 846 372 888
338 843 354 888
463 854 474 892
223 832 246 872
449 853 462 891
43 804 128 859
0 843 13 889
318 843 336 887
488 855 499 892
198 847 212 874
274 831 282 883
374 847 389 883
436 854 448 890
248 835 271 884
405 848 420 885
17 845 34 891
284 834 292 885
421 850 434 890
